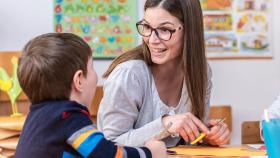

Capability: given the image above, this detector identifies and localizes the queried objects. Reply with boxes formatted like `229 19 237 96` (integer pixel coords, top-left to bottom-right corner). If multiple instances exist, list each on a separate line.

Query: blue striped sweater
15 100 152 158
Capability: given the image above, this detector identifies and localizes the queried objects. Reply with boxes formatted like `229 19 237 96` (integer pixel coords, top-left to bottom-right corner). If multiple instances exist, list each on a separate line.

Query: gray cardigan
97 60 212 147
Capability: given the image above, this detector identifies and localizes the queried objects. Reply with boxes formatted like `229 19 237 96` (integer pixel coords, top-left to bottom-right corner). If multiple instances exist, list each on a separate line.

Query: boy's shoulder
15 100 93 158
30 100 90 119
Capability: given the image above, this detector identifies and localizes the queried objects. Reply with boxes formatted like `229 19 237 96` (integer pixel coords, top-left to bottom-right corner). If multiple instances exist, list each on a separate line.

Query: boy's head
18 33 98 106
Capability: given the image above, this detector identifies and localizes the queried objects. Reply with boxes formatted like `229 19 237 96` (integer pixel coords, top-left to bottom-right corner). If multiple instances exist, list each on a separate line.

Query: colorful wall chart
54 0 137 59
201 0 272 59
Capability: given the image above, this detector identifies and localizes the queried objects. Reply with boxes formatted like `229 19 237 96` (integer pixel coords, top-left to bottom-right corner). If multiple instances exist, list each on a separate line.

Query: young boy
15 33 167 158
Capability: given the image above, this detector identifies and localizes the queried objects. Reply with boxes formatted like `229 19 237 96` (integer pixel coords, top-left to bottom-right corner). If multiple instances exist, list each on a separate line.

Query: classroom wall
1 0 280 144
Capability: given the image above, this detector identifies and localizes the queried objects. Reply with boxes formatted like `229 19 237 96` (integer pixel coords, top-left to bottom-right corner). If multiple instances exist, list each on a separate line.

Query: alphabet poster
201 0 272 59
54 0 137 59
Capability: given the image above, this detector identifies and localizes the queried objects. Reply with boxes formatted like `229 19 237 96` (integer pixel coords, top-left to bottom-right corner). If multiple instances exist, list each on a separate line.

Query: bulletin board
201 0 273 59
53 0 137 59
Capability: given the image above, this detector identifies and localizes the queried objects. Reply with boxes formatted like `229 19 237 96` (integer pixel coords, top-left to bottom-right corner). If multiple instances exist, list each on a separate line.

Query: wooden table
169 156 248 158
167 145 266 158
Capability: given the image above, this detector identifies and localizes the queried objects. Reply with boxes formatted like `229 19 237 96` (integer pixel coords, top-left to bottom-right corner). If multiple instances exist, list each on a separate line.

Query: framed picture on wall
54 0 138 59
201 0 273 59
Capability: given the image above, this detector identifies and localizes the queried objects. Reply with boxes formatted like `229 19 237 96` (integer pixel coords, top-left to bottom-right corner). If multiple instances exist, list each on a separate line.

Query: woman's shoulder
105 59 152 91
117 59 147 68
114 60 150 75
106 60 152 87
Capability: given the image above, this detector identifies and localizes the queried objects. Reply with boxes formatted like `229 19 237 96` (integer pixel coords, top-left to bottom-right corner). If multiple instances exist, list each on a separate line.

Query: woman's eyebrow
142 19 175 27
158 21 175 26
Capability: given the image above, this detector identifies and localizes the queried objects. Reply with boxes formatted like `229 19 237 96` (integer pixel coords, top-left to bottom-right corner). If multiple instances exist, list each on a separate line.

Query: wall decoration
205 33 238 52
204 14 233 31
237 0 270 11
54 0 137 59
240 34 269 52
200 0 272 59
201 0 233 10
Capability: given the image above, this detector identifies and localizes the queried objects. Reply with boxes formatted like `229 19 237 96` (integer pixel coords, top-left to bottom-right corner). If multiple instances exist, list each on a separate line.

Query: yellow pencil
191 117 226 145
191 133 206 145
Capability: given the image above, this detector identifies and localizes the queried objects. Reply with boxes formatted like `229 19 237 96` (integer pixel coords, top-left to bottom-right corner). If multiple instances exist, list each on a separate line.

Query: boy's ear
72 70 84 92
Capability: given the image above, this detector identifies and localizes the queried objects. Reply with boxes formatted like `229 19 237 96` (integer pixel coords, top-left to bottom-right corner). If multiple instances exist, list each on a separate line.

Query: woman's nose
148 30 161 43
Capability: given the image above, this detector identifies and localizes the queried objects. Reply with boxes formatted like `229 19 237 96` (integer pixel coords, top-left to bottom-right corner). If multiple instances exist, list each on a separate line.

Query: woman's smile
150 47 168 58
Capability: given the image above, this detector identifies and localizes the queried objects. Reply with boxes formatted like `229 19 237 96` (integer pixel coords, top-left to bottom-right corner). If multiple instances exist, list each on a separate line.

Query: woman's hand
204 119 231 145
162 113 209 142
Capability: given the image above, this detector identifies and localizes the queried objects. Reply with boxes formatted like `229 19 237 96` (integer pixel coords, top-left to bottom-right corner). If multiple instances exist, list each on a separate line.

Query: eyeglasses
136 21 182 41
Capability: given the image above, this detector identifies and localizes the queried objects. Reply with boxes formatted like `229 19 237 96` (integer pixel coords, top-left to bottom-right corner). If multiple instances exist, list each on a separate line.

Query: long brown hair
103 0 207 120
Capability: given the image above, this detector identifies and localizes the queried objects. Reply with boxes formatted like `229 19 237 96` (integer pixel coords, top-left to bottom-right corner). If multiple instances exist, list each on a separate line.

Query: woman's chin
151 57 166 65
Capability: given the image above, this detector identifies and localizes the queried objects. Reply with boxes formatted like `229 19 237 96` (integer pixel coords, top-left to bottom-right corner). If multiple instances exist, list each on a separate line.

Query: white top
267 92 280 119
97 60 212 147
260 92 280 140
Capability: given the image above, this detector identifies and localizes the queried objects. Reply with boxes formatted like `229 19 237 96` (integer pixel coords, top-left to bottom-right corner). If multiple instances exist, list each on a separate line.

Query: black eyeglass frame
136 21 183 41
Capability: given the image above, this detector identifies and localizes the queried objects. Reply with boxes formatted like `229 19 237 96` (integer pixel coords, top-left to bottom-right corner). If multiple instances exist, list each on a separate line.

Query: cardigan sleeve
97 65 164 146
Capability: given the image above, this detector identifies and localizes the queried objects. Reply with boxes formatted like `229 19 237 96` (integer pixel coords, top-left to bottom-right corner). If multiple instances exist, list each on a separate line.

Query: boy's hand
144 139 167 158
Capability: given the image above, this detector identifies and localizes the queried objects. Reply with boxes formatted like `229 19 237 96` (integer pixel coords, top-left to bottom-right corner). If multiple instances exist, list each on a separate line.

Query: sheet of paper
169 145 266 156
247 144 266 151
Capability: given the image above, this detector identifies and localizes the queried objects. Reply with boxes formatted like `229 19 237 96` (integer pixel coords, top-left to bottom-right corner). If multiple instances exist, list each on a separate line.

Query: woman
97 0 230 147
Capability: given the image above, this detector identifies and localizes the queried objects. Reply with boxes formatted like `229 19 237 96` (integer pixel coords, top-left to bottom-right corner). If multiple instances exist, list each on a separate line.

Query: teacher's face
142 7 184 65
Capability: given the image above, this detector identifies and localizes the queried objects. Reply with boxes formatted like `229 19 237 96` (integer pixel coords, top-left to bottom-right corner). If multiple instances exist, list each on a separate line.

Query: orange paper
169 145 266 156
